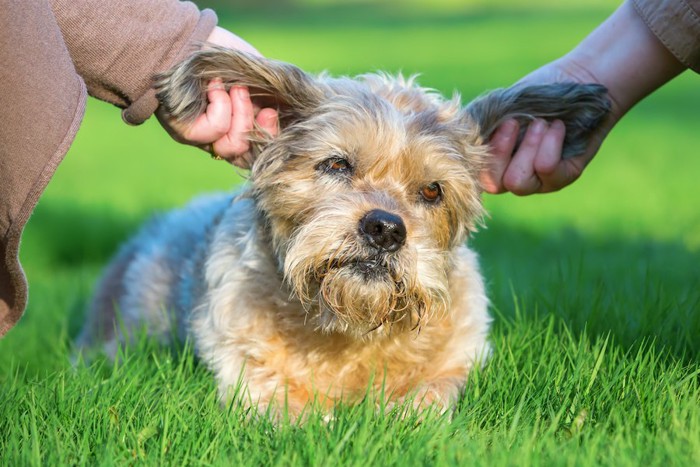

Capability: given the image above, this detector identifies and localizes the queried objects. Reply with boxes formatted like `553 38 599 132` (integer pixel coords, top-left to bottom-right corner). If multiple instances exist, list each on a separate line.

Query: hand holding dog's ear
156 27 279 168
483 118 584 195
157 79 279 168
479 0 688 195
479 62 615 195
467 78 611 196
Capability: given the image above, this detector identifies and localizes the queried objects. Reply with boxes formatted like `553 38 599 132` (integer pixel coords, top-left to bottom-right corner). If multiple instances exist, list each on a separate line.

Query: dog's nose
359 209 407 253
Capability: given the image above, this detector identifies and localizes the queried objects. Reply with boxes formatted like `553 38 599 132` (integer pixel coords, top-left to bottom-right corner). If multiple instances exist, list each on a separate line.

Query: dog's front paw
382 380 460 421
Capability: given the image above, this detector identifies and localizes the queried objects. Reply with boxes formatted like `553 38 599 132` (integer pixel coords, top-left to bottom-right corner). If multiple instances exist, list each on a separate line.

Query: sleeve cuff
122 8 218 125
631 0 700 73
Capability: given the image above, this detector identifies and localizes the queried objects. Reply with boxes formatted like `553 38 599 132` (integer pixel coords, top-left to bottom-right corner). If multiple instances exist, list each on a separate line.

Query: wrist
565 0 685 118
205 26 261 57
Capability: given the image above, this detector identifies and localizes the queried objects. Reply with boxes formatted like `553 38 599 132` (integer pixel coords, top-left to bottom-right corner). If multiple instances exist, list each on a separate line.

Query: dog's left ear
155 46 324 129
465 83 611 159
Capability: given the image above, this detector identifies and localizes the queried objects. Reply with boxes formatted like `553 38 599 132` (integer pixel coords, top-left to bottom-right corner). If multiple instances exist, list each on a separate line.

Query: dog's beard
283 216 450 338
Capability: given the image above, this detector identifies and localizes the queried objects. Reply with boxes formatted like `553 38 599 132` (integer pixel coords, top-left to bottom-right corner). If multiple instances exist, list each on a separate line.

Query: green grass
2 3 699 465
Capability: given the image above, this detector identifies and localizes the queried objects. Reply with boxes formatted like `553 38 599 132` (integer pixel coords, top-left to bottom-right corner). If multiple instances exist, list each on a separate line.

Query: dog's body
81 191 490 416
78 48 609 419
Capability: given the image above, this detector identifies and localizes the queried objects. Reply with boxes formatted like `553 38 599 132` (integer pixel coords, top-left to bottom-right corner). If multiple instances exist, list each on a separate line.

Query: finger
185 79 232 143
503 119 546 195
532 120 575 192
533 119 566 176
255 108 279 138
482 119 519 194
227 106 278 169
214 86 254 157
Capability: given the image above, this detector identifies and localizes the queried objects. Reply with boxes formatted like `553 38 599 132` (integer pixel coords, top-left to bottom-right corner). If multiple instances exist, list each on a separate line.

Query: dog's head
156 48 609 337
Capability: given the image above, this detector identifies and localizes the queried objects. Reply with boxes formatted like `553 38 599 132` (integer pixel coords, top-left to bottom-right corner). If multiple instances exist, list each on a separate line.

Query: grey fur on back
77 194 235 350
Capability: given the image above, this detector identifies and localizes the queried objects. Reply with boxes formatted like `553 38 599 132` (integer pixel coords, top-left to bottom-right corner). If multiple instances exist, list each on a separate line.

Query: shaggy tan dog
78 48 608 419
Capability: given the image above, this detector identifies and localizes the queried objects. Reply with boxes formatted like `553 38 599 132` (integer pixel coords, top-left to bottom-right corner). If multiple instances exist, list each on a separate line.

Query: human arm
49 0 277 167
482 0 689 195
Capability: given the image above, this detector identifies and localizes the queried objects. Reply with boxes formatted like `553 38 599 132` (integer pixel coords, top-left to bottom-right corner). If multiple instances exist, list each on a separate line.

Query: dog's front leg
381 376 465 419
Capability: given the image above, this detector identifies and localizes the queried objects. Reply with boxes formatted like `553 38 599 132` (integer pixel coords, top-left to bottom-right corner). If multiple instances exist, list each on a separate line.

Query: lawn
1 2 699 465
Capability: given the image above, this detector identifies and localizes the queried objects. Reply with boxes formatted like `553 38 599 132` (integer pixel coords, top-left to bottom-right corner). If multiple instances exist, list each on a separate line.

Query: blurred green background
7 0 700 368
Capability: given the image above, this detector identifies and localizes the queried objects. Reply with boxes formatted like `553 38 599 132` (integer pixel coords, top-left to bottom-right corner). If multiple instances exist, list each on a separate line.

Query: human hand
481 59 617 195
481 0 685 195
157 27 279 168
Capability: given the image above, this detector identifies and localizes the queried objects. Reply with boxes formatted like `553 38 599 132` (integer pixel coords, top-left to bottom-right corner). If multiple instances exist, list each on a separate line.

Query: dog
77 47 609 420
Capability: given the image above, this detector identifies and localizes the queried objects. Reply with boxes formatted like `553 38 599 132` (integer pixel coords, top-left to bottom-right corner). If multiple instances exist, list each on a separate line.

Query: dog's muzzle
359 209 406 253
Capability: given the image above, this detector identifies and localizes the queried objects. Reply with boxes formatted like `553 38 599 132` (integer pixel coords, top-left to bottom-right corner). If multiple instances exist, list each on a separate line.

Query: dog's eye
420 182 442 204
329 159 350 171
317 157 353 175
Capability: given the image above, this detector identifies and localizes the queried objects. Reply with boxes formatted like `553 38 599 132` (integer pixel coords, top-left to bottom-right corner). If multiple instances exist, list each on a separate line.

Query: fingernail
207 79 225 91
531 119 546 133
552 119 565 131
503 119 518 132
237 87 249 99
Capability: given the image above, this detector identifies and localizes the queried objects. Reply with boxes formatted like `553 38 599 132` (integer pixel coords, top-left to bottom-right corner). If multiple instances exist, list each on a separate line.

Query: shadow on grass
473 219 700 360
17 201 700 365
23 200 151 268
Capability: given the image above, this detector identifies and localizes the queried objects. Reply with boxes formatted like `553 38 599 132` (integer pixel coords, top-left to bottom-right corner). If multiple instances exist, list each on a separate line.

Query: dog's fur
78 48 609 419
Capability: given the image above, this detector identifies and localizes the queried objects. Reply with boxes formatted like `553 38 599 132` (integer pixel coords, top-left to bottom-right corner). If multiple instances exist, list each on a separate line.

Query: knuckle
227 138 250 156
479 171 502 193
502 170 523 190
508 185 531 197
210 127 228 139
503 173 536 196
198 117 229 138
480 179 504 194
534 159 557 176
570 165 584 180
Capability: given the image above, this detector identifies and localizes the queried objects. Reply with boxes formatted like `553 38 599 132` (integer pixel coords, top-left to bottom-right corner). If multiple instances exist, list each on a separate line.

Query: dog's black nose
359 209 407 253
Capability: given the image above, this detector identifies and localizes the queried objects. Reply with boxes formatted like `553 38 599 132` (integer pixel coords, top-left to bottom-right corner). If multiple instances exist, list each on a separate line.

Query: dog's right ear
155 46 324 129
465 83 611 159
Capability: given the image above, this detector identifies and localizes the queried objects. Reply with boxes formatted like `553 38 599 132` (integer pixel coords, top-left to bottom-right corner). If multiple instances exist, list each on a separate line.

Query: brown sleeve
631 0 700 73
49 0 217 125
1 0 87 337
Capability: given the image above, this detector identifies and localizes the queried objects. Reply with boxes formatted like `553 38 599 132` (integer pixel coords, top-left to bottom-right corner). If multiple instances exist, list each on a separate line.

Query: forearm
563 0 686 118
484 0 697 196
50 0 217 124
